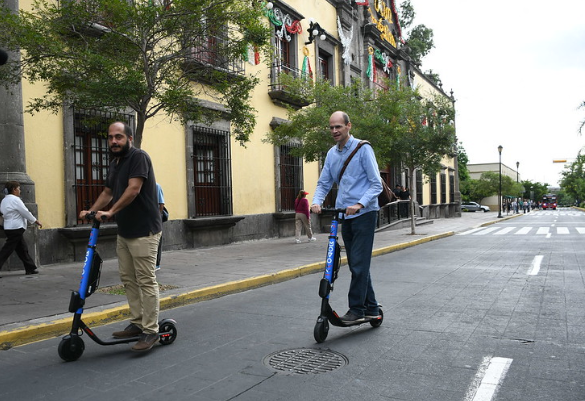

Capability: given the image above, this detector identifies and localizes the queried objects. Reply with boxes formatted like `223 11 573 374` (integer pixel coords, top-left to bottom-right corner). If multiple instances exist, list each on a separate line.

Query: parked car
461 202 490 212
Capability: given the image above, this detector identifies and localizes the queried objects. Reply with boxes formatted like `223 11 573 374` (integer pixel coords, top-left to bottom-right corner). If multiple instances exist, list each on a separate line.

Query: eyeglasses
329 124 345 130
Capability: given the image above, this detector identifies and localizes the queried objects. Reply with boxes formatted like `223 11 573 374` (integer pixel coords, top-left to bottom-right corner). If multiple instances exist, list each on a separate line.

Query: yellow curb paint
0 231 454 349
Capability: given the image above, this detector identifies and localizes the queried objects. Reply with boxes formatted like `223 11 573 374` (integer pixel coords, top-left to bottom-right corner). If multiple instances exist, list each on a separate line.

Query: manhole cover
263 348 348 375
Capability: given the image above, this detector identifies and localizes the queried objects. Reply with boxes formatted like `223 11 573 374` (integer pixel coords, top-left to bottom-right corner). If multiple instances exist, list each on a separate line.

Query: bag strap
338 140 370 181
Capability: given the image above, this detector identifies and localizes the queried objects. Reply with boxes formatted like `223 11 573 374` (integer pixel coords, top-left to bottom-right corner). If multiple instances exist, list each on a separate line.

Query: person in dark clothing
400 187 411 217
80 122 162 352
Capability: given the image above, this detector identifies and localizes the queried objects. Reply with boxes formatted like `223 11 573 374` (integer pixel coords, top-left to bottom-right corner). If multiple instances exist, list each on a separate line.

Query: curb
0 231 454 350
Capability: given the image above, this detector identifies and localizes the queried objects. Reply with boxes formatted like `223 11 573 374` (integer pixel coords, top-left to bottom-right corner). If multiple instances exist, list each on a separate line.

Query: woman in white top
0 181 42 275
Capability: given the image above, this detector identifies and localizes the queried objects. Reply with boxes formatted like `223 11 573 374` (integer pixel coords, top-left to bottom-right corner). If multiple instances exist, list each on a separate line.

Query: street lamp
498 145 503 218
516 161 519 183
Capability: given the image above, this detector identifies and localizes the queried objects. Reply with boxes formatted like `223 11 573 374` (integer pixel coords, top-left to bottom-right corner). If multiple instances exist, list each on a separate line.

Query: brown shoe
112 323 142 339
132 333 158 352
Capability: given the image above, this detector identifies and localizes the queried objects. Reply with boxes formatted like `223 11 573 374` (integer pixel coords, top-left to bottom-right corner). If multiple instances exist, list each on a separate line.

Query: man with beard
80 121 162 352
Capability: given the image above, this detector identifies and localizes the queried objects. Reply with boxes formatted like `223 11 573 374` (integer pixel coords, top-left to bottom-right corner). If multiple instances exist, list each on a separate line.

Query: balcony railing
268 63 311 108
185 33 245 81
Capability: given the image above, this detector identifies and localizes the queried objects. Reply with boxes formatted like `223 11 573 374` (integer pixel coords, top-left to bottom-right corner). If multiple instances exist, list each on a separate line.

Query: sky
407 0 585 187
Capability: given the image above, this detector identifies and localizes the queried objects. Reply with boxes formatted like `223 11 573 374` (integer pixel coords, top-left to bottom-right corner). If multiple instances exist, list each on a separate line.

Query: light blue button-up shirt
312 136 382 219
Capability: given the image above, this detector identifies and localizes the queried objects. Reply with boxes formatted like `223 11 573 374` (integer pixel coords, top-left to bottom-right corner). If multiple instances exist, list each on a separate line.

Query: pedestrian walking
311 111 383 323
294 190 315 243
80 121 162 352
0 181 42 275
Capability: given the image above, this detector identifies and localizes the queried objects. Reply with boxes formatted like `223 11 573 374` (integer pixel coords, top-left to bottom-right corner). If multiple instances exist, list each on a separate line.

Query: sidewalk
0 212 520 349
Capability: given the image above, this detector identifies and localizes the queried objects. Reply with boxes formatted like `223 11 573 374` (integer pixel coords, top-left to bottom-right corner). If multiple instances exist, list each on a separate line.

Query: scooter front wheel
58 335 85 362
313 317 329 343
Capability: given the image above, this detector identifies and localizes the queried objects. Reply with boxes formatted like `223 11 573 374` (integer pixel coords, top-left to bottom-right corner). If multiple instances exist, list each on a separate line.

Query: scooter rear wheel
58 335 85 362
313 318 329 343
369 309 384 328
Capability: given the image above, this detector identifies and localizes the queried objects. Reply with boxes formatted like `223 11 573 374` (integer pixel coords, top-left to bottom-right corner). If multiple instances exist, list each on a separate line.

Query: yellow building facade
1 0 459 267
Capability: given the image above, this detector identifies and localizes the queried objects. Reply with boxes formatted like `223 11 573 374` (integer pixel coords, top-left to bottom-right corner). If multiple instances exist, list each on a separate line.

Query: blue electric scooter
313 208 383 343
58 212 177 361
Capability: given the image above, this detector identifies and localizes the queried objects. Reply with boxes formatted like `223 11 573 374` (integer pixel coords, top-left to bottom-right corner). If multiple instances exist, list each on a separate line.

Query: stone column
0 0 40 271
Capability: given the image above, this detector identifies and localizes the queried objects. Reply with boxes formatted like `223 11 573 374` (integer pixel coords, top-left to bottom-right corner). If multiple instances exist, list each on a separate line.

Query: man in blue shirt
311 111 383 323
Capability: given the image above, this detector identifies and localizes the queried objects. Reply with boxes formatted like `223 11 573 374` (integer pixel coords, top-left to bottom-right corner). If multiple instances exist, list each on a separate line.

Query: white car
461 202 490 212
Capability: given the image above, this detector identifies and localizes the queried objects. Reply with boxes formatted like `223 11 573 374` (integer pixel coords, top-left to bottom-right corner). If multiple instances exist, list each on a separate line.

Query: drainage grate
263 348 348 375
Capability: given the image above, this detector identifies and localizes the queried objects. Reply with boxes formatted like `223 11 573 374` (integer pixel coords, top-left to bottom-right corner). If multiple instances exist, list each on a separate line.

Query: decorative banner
245 44 261 65
337 17 353 65
264 4 302 42
366 46 374 82
301 46 313 80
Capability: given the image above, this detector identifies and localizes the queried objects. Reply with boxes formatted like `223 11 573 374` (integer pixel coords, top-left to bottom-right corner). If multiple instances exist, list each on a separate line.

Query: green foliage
457 142 470 182
461 172 523 203
520 180 549 201
398 0 415 30
265 76 456 186
560 150 585 203
405 24 434 65
0 0 271 147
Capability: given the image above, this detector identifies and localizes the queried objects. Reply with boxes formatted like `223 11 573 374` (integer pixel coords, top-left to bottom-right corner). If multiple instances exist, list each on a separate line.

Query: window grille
416 170 423 205
449 171 455 202
192 126 232 217
278 143 302 211
430 175 437 204
73 110 134 224
440 172 447 204
188 26 245 76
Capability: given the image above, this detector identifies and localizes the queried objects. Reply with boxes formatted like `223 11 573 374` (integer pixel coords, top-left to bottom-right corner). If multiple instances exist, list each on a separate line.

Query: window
317 49 333 82
278 143 302 211
449 170 455 203
430 175 437 204
68 109 134 225
192 126 232 217
440 171 447 204
416 170 423 205
187 22 245 78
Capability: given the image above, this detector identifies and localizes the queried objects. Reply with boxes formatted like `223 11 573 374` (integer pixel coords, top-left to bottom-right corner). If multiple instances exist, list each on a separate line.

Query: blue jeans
341 211 378 317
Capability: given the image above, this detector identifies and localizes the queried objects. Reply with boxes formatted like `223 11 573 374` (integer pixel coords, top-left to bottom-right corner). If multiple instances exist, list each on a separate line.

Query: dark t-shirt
106 147 162 238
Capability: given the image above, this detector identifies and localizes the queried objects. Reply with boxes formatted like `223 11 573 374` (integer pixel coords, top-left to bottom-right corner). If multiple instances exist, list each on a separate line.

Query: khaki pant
117 232 162 334
295 213 313 240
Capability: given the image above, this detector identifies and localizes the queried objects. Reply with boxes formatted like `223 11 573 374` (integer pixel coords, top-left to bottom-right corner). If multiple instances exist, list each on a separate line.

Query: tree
0 0 270 147
560 150 585 205
520 180 549 202
457 142 470 182
398 1 434 66
265 77 457 234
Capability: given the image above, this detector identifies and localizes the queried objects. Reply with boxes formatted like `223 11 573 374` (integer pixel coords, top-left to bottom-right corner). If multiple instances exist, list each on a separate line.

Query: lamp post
516 161 519 183
498 145 503 218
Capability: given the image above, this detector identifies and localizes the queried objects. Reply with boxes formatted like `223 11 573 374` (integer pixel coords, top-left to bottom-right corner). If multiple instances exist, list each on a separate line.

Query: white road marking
458 228 485 235
466 356 513 401
528 255 544 276
576 227 585 234
472 227 500 235
494 227 515 235
536 227 550 235
515 227 532 235
557 227 570 234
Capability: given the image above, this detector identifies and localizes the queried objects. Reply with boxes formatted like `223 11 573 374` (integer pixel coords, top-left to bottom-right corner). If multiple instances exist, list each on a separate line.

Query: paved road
0 209 584 400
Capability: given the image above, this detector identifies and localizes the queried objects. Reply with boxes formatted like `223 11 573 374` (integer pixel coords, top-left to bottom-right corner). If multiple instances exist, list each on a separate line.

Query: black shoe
340 311 365 323
132 333 158 352
365 311 380 319
112 323 142 338
25 269 39 275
